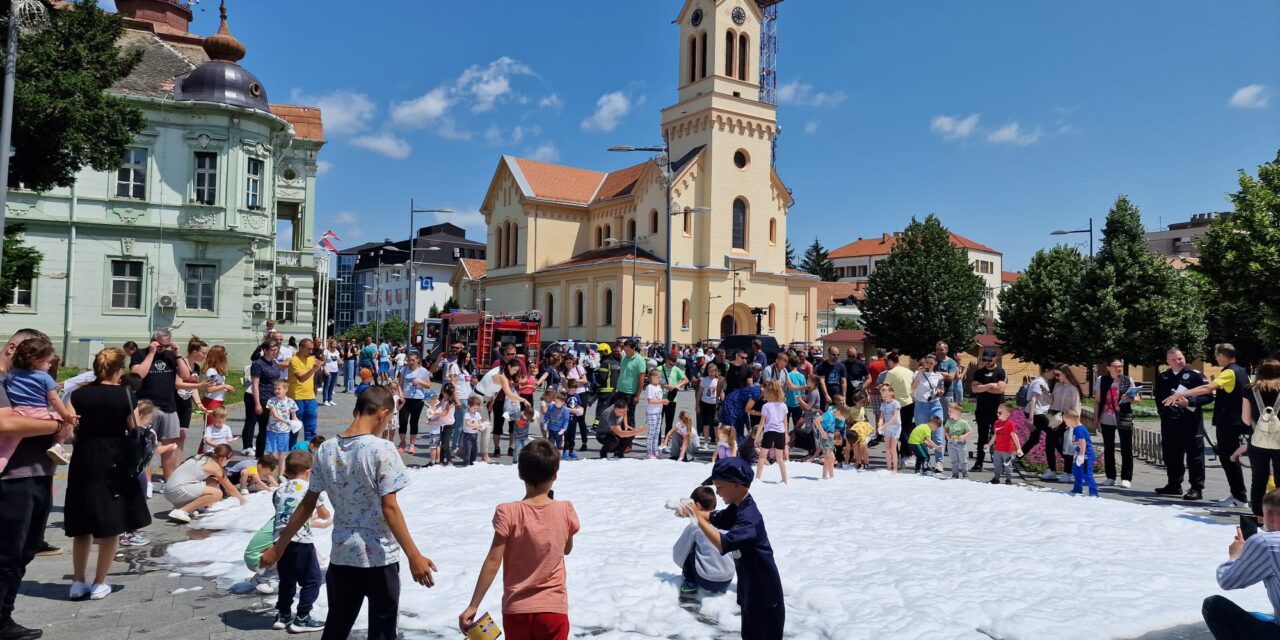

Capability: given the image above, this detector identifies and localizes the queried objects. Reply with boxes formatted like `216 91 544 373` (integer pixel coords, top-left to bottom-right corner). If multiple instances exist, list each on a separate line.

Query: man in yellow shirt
289 338 323 442
883 353 915 460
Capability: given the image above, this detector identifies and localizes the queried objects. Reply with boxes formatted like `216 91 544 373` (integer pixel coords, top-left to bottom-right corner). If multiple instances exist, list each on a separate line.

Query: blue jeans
1072 457 1098 495
452 405 466 452
344 360 356 392
322 372 337 403
915 399 943 423
512 436 530 462
460 432 478 466
295 399 318 441
277 542 321 618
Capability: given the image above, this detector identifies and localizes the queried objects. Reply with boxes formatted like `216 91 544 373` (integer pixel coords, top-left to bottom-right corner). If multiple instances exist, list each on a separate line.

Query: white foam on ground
160 460 1268 639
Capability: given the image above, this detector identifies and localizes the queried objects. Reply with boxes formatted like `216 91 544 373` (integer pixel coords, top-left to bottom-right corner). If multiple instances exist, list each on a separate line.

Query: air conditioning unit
251 300 269 314
157 293 178 309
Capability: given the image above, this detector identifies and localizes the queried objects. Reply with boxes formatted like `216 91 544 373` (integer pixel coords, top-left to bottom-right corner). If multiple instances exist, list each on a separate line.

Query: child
354 368 373 397
266 381 298 471
228 455 281 492
425 386 455 467
645 369 669 459
201 406 237 453
682 457 785 640
0 336 77 468
384 382 403 443
261 386 436 640
672 486 734 594
711 425 737 463
270 450 333 633
989 404 1023 485
662 410 694 462
511 406 535 463
291 435 326 453
752 380 790 485
848 393 874 470
543 390 573 460
564 379 587 458
944 403 973 479
461 396 485 467
907 418 943 475
878 383 903 473
459 439 579 639
1065 409 1098 496
817 403 839 479
120 399 170 547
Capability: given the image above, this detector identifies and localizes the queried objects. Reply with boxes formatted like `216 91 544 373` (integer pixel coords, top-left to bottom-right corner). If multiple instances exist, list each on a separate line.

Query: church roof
539 245 664 272
501 146 707 208
829 231 999 259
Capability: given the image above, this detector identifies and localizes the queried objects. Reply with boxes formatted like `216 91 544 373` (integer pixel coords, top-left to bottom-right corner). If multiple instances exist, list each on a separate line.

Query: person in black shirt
1153 348 1211 501
130 329 186 481
844 348 868 395
1167 343 1251 507
724 351 752 394
814 347 847 410
969 351 1007 472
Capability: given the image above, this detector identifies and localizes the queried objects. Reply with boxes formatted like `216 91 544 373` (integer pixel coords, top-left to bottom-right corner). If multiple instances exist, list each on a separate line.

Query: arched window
495 224 506 268
603 288 614 326
594 225 602 248
769 217 777 245
725 30 735 77
650 209 660 234
768 303 776 330
681 299 691 329
508 221 518 266
682 209 691 235
699 31 708 79
574 290 585 326
732 198 748 250
604 224 612 244
738 34 749 81
544 292 555 327
688 36 697 84
626 218 636 241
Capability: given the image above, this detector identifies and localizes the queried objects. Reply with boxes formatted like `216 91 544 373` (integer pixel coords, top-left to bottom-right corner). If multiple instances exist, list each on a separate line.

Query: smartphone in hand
1241 515 1260 540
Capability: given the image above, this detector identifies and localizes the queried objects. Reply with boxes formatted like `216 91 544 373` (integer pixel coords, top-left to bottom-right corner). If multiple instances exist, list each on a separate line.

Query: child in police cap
680 457 784 640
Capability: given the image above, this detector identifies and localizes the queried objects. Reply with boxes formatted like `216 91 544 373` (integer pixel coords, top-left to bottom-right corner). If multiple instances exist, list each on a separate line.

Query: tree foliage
835 316 861 331
862 215 986 356
799 237 837 281
784 240 796 270
1193 149 1280 365
995 246 1091 366
0 224 39 313
340 316 409 345
5 0 146 192
1073 196 1205 366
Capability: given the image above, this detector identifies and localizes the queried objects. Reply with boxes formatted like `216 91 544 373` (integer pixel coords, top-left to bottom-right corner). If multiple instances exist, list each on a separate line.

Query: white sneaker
1101 478 1116 487
1039 470 1059 481
89 583 111 600
145 483 154 499
933 462 944 473
1118 480 1132 489
242 448 255 458
69 581 90 599
1215 496 1247 508
167 509 191 523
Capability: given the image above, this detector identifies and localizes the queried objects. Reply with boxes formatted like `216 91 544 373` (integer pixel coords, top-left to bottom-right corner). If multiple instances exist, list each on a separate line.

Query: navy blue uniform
710 495 784 640
1154 367 1212 491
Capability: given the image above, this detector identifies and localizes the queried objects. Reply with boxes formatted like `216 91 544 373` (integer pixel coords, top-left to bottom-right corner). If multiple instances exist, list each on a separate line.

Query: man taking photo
1203 490 1280 639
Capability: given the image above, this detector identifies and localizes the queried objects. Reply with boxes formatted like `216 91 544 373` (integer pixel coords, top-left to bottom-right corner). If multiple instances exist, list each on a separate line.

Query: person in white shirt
1019 366 1064 481
672 486 734 594
321 339 342 406
1203 490 1280 639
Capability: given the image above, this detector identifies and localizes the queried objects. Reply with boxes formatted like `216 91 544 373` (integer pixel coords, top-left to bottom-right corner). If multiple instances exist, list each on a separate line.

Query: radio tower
757 0 782 162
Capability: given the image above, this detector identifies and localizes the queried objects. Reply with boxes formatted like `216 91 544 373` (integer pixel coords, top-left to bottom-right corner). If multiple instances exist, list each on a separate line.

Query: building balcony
276 249 312 269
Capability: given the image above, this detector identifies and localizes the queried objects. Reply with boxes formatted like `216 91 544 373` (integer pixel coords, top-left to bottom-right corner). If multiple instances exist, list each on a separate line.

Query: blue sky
154 0 1278 270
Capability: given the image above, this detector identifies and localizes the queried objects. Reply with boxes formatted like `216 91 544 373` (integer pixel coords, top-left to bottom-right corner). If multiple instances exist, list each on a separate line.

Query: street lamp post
407 201 453 353
1050 218 1094 258
609 144 710 352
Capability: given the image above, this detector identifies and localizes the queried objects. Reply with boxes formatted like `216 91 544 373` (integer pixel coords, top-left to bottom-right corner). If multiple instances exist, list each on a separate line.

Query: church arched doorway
720 303 753 337
720 315 735 338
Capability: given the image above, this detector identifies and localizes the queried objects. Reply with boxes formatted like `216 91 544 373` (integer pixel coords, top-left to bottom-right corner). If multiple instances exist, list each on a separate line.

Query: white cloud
334 212 358 225
777 81 847 108
528 141 560 162
539 93 563 110
1229 84 1269 109
803 120 819 135
316 160 333 176
350 132 411 159
986 122 1042 146
435 119 472 141
456 57 534 113
484 124 503 145
581 91 633 133
930 113 981 140
390 87 452 129
289 89 376 136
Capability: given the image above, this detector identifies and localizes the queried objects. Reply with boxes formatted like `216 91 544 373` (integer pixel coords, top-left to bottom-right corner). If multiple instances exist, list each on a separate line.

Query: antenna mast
757 0 782 162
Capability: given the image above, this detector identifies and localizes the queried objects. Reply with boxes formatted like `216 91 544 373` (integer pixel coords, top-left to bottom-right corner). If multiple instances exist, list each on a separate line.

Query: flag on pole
322 230 341 241
319 237 339 253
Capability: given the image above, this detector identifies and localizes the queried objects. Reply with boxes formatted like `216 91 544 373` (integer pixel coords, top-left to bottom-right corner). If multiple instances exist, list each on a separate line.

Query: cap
750 362 763 371
702 457 754 487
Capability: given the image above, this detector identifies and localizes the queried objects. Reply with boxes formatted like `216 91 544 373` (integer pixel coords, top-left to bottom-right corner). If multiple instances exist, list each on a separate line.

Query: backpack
118 387 156 480
1015 377 1031 408
1251 389 1280 450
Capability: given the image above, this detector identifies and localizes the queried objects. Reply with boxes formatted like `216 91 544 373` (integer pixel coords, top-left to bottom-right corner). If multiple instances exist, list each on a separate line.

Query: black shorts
760 431 786 450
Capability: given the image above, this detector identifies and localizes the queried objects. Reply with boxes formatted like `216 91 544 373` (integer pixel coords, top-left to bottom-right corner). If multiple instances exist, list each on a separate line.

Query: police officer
1166 343 1251 507
1153 347 1211 501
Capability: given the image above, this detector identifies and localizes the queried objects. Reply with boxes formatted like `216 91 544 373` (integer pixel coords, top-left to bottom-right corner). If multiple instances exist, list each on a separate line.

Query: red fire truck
425 310 543 375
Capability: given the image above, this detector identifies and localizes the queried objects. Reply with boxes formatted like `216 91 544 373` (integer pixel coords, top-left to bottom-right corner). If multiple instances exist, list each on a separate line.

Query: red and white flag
319 237 339 253
322 230 341 241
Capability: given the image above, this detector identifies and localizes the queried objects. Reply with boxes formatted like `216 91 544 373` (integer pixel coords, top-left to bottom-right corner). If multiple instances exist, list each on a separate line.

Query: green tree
428 303 440 319
835 316 861 331
1074 196 1206 366
0 224 40 312
341 316 409 345
5 0 147 192
785 240 796 270
799 237 837 281
441 296 458 313
995 246 1091 365
1194 150 1280 365
861 215 986 356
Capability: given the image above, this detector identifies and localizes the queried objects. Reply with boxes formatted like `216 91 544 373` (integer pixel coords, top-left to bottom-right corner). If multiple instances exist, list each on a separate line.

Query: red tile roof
819 329 867 343
270 104 324 141
593 162 647 202
513 158 607 205
1001 271 1020 284
817 281 867 303
459 258 486 280
829 231 999 258
1166 256 1199 270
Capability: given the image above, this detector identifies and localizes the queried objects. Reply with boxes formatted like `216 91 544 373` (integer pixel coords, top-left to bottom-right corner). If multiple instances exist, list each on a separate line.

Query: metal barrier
1133 423 1164 468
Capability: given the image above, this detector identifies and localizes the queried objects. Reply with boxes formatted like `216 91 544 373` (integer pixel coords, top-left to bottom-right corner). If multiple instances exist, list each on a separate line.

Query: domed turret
173 1 270 112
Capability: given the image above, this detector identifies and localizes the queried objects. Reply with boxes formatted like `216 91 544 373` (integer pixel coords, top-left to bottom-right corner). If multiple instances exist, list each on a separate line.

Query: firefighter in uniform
1153 347 1212 501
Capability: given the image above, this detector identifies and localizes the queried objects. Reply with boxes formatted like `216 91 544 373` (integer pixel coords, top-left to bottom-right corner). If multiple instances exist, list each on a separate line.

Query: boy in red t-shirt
460 439 580 640
988 404 1022 485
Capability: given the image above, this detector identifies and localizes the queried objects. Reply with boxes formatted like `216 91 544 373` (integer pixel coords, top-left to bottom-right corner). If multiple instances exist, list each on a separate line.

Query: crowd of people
2 323 1280 640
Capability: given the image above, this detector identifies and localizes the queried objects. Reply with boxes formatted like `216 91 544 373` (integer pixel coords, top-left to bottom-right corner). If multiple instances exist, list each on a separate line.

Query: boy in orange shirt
459 439 580 640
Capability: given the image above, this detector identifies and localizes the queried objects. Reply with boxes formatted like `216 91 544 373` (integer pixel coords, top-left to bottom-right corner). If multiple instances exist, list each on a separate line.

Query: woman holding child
64 348 152 601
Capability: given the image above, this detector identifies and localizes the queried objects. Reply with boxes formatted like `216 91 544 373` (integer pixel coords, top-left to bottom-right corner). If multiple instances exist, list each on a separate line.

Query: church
479 0 818 344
